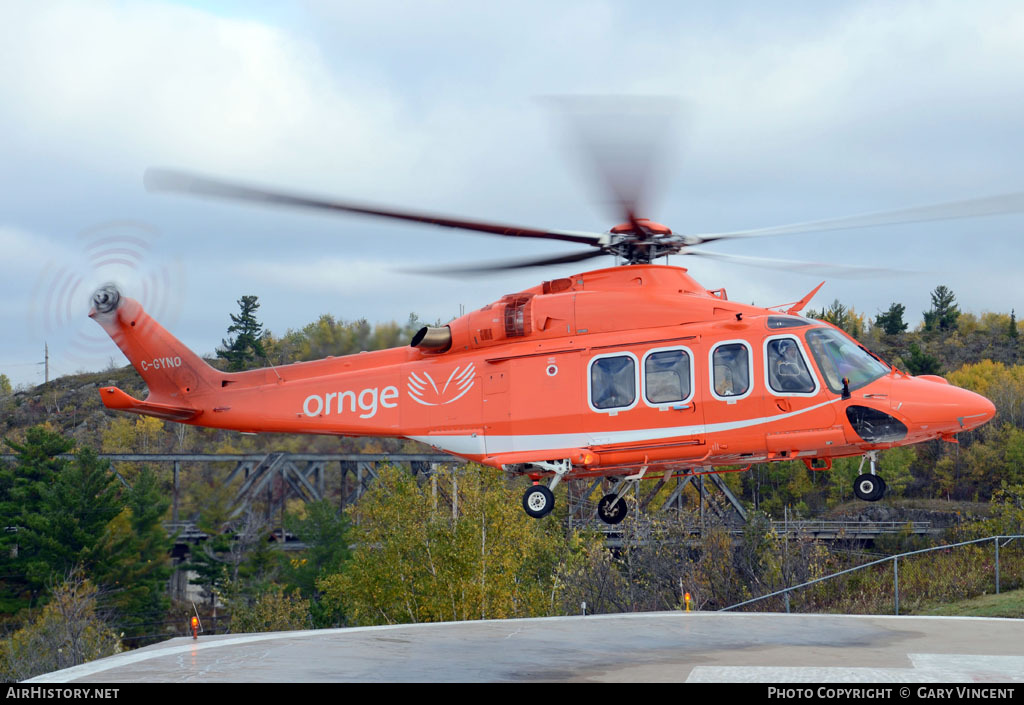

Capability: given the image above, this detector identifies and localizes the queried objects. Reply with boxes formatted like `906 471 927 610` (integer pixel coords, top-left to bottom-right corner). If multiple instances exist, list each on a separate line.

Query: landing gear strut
596 467 648 525
519 459 571 519
853 451 886 502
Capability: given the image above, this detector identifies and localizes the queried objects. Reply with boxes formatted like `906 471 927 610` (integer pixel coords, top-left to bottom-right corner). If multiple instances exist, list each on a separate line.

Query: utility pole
44 342 49 384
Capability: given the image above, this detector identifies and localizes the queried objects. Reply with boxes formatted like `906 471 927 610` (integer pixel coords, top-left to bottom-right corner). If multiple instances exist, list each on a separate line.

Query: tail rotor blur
29 220 184 372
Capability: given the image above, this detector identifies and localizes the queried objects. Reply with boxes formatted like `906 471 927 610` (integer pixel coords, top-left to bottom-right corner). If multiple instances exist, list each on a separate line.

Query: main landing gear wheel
853 474 886 502
523 485 555 518
597 493 629 525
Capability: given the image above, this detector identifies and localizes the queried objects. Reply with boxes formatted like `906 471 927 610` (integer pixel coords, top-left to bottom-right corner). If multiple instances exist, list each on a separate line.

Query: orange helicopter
88 167 1011 524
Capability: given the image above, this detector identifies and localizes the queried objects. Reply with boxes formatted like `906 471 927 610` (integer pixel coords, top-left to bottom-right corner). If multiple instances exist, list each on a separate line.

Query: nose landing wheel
853 473 886 502
853 451 886 502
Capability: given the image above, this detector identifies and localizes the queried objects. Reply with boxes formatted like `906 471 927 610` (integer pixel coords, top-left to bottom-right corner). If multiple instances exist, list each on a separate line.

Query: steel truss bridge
59 452 754 531
3 452 939 541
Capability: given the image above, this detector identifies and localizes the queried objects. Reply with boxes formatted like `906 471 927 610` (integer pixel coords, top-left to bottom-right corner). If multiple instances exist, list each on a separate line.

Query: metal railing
578 516 936 537
720 534 1024 615
769 519 940 537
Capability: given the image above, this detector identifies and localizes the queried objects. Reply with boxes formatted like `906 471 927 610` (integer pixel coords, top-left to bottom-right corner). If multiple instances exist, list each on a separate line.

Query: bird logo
407 363 476 406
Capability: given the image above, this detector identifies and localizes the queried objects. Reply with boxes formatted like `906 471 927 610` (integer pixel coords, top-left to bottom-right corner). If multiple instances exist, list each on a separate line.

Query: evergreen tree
1010 309 1019 340
281 500 351 627
0 427 75 611
875 302 908 335
187 531 232 610
902 342 942 376
19 446 122 596
218 295 267 371
1 429 173 635
923 285 960 332
808 299 865 338
93 468 173 638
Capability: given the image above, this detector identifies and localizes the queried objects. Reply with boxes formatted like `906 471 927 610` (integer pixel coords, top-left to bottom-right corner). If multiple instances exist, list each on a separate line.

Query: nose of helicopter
891 374 996 435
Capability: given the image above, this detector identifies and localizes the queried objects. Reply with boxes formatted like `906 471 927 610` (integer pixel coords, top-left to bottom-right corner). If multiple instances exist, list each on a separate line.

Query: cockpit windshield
805 327 889 394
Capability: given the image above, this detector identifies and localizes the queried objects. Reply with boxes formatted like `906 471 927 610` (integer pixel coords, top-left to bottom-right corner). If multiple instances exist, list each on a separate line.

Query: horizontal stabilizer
99 386 200 422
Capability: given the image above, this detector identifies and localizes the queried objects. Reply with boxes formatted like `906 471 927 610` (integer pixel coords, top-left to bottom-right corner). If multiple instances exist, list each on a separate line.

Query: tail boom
90 285 214 417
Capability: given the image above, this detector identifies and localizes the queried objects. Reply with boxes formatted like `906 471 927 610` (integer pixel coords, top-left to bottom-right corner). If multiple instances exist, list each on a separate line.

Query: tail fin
89 285 216 418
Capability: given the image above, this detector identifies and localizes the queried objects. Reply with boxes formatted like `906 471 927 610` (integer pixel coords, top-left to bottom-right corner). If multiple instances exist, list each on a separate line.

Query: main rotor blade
688 192 1024 245
402 249 608 276
550 96 681 224
685 250 921 279
144 169 609 247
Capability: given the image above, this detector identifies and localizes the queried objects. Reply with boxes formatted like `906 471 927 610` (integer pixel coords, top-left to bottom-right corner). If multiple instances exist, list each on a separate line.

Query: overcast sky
2 0 1023 387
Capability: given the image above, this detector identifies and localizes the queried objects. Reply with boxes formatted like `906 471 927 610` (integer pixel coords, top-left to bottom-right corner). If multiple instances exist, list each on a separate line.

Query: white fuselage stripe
410 397 844 456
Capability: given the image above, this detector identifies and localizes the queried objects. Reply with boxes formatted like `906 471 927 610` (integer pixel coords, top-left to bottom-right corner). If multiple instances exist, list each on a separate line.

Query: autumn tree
0 570 121 681
969 483 1024 536
227 584 310 633
948 361 1024 427
552 532 626 615
948 424 1024 499
266 312 424 363
100 416 167 483
318 466 575 626
218 295 267 371
688 526 746 610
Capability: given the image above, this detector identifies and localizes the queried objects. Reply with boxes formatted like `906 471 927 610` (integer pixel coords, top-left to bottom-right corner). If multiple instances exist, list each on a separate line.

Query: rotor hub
91 284 121 314
610 218 672 235
606 220 687 264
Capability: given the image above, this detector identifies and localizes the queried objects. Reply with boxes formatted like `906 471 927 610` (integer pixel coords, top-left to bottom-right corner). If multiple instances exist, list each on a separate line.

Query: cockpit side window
805 328 888 394
766 336 817 394
711 342 752 399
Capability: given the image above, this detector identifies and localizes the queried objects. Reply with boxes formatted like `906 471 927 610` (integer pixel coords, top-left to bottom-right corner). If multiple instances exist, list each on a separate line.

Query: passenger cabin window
712 343 751 399
766 337 816 394
590 355 636 410
644 349 691 404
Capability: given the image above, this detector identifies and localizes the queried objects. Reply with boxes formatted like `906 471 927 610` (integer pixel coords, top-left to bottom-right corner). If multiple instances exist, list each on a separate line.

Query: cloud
0 0 411 188
232 257 406 296
2 0 1024 385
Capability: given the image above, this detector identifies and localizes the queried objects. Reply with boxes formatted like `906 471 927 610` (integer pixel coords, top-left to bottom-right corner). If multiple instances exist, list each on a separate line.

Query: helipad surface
27 612 1024 683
